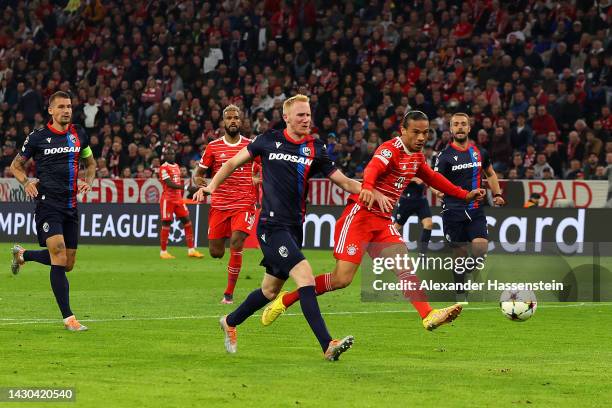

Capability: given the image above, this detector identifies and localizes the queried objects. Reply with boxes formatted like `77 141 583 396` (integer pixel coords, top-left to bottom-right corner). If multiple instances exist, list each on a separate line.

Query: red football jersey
199 135 257 210
159 162 183 201
352 137 467 217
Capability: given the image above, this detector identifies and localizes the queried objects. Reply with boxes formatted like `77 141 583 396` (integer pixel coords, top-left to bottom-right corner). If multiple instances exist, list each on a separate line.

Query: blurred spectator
585 130 603 158
531 105 559 145
510 114 534 153
583 153 601 180
533 153 555 179
565 159 584 179
509 152 526 178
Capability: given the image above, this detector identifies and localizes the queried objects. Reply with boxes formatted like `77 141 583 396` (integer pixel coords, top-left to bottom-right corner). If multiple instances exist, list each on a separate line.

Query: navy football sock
226 288 270 327
299 286 332 352
23 249 51 265
420 228 432 254
50 265 73 318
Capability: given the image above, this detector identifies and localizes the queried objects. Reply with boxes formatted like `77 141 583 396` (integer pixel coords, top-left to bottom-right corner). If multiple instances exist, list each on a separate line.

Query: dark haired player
433 112 505 303
195 94 391 360
193 105 259 304
393 177 433 256
10 91 96 331
262 111 485 331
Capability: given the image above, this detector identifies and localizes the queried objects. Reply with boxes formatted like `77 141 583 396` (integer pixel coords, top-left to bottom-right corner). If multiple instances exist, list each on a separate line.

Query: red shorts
334 202 404 264
208 207 256 240
160 198 189 221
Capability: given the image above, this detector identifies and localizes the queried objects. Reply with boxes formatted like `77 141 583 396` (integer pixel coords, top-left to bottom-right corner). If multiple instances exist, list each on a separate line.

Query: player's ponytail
401 110 428 128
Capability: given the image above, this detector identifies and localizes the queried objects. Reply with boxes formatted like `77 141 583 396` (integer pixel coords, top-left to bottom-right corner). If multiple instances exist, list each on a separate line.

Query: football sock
50 265 73 319
23 249 51 265
184 221 194 248
298 286 332 352
226 288 270 327
160 226 170 251
397 271 433 318
282 273 333 307
453 267 466 294
224 248 242 296
420 228 432 254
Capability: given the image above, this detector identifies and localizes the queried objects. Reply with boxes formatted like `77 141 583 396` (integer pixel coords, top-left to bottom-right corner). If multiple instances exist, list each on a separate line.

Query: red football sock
184 222 194 249
397 271 432 318
225 249 242 296
160 226 170 251
282 273 333 307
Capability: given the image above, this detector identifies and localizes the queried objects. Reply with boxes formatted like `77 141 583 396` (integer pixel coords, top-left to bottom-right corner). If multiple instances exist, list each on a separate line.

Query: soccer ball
500 290 537 322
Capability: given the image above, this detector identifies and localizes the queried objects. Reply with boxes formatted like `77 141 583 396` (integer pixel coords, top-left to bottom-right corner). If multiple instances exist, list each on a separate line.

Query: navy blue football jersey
248 129 337 225
20 123 90 209
401 180 426 200
433 142 490 210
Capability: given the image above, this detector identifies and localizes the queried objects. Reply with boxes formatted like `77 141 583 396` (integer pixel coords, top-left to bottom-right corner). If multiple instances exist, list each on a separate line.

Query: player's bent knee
229 237 246 250
262 286 281 299
422 218 433 230
471 238 488 257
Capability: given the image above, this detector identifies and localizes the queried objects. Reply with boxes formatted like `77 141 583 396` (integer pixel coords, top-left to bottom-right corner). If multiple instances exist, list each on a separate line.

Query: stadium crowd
0 0 610 183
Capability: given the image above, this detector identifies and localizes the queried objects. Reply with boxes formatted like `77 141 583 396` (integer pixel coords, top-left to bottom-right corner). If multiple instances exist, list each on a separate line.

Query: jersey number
394 177 405 190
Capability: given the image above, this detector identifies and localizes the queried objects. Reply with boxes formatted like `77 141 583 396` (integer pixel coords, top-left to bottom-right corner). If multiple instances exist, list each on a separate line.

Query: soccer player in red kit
262 111 485 331
193 105 259 304
159 148 204 259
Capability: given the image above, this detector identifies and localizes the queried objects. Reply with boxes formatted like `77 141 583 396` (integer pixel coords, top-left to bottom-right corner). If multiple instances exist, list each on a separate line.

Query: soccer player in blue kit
195 95 392 360
433 112 505 302
392 177 433 256
10 91 96 331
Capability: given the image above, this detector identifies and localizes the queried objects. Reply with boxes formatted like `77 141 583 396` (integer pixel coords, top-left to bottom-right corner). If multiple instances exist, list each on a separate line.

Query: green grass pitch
1 244 611 407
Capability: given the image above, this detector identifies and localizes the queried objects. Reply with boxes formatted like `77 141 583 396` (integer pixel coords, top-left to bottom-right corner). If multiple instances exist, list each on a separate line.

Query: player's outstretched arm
484 164 505 206
194 146 251 201
328 169 361 194
417 161 473 200
10 153 38 199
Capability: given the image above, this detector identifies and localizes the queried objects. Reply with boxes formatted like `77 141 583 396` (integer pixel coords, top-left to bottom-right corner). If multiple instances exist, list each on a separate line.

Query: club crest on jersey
454 156 458 161
301 146 311 157
268 152 313 165
46 138 51 143
275 142 282 148
43 222 49 232
380 149 392 158
69 134 77 144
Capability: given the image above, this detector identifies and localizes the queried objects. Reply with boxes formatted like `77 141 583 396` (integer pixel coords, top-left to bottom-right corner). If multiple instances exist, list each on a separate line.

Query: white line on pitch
1 303 612 326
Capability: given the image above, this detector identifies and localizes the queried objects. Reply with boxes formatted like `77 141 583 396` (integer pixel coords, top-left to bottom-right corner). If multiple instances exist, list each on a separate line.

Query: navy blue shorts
442 209 488 245
393 196 432 226
256 221 305 280
35 202 79 249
